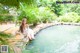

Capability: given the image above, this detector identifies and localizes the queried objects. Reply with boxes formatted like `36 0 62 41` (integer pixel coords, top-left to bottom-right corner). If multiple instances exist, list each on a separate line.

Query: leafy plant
0 32 11 44
38 7 57 23
57 12 80 23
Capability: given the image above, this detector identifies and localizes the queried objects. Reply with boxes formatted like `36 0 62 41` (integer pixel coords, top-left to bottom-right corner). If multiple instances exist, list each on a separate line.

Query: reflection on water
54 40 80 53
22 25 80 53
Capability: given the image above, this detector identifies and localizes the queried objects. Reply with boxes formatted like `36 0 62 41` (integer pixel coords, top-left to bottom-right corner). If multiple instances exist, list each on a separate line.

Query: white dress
23 27 35 39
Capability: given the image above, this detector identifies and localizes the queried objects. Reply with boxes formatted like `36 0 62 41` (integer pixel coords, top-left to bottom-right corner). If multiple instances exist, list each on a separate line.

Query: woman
19 18 35 40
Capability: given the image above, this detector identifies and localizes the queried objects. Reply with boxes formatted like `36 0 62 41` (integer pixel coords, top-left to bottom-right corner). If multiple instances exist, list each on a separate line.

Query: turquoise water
22 25 80 53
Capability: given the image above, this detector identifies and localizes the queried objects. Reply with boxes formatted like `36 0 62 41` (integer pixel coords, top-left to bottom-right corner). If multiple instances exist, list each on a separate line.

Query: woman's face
23 19 27 24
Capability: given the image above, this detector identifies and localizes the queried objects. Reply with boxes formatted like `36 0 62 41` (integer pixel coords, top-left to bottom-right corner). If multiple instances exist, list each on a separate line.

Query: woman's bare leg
27 35 32 40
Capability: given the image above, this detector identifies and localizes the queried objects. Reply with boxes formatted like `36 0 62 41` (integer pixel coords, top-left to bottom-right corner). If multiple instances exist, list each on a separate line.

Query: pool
22 25 80 53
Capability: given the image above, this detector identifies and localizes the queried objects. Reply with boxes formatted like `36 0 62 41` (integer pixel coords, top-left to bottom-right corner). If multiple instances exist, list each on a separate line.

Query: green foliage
0 0 80 24
37 0 63 16
18 2 38 24
75 17 80 23
50 2 64 16
38 7 57 23
57 12 80 23
0 0 37 8
0 16 5 22
0 32 11 44
18 3 57 24
0 4 16 22
0 4 8 14
0 16 15 22
0 32 14 52
18 11 26 21
62 4 80 15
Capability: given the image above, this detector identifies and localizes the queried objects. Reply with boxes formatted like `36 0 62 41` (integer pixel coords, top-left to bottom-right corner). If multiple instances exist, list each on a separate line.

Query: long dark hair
20 18 27 33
